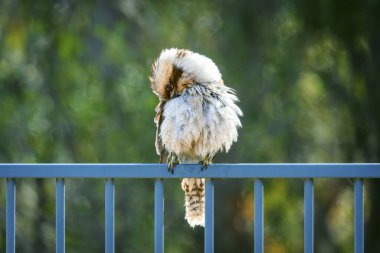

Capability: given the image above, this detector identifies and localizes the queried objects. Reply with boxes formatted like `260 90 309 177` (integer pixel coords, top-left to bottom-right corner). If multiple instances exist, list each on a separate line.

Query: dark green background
0 0 379 252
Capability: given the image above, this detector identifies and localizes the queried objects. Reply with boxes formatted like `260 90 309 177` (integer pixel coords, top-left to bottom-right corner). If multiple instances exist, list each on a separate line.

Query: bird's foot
167 153 179 174
199 160 209 171
168 161 178 174
199 154 213 171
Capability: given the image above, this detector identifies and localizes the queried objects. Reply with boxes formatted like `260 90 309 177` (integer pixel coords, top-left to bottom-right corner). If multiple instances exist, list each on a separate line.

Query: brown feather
169 66 183 92
154 101 168 163
176 49 189 58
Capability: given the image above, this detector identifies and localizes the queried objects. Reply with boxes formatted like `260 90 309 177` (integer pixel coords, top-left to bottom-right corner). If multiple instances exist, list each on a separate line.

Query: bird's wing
154 101 167 163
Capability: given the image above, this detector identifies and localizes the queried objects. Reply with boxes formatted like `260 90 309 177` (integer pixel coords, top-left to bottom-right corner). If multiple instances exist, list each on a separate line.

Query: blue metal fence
1 163 380 253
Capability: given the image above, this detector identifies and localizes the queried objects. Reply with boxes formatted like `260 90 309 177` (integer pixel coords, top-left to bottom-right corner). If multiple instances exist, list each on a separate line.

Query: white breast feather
160 84 242 161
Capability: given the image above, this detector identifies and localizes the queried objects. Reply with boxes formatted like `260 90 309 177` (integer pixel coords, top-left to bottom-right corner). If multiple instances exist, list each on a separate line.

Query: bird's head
150 48 223 101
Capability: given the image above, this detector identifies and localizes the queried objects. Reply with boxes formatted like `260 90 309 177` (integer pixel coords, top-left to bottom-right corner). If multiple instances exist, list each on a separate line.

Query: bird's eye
165 84 173 91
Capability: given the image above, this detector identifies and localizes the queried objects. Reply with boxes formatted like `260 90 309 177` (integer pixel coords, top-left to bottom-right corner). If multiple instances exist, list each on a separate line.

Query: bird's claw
167 153 179 174
200 154 213 171
199 160 209 171
167 161 178 174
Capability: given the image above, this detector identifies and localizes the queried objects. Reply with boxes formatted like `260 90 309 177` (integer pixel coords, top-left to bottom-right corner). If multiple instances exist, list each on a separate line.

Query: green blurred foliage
0 0 380 252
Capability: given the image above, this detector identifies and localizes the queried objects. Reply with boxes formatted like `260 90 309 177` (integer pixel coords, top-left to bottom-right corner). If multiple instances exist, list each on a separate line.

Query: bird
150 48 242 227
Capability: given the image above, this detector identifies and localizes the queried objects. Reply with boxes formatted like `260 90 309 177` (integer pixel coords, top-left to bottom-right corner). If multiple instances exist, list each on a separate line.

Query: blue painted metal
354 179 364 253
304 179 314 253
154 179 164 253
6 178 16 253
56 179 65 253
0 164 377 252
254 179 264 253
0 163 380 178
205 179 214 253
105 179 115 253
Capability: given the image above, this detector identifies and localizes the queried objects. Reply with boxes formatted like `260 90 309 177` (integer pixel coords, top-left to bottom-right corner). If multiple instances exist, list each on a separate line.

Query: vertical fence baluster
56 178 65 253
105 179 115 253
6 178 16 253
205 179 214 253
154 179 164 253
354 179 364 253
304 178 314 253
254 179 264 253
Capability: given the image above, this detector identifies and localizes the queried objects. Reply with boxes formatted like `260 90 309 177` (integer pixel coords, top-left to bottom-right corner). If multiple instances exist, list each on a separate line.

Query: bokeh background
1 0 380 252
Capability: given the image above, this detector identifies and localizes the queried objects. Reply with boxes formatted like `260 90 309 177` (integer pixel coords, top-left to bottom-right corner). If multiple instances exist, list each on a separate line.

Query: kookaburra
150 48 242 227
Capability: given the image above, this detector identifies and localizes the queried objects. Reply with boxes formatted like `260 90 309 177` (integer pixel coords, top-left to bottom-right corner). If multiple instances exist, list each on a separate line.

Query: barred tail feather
181 178 205 227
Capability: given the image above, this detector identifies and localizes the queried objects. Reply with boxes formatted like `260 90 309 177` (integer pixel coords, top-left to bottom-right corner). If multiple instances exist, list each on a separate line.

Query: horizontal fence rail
1 163 380 178
1 163 380 253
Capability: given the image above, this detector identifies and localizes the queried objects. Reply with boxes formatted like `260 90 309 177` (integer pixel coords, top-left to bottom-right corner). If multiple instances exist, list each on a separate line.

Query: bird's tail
181 178 205 227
